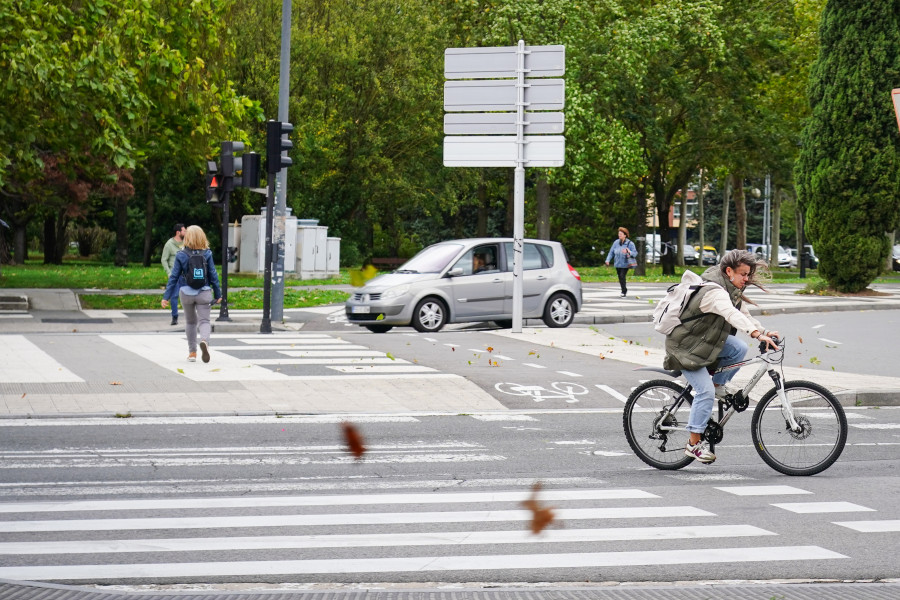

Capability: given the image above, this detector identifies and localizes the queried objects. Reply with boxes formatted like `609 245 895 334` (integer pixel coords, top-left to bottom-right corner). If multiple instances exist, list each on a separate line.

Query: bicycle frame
643 343 802 447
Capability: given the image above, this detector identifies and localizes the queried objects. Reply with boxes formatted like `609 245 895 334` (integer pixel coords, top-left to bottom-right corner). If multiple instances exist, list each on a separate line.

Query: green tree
794 1 900 291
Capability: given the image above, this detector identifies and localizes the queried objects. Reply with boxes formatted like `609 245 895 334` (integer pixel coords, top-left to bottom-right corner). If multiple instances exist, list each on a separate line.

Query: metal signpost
443 41 565 332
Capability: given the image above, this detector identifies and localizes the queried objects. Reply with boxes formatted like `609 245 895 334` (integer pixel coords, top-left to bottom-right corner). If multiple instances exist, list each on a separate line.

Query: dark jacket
663 266 742 371
163 248 221 302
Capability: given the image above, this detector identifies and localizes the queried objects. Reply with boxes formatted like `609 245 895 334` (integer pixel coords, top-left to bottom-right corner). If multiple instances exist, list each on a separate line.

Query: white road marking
279 350 386 357
205 345 369 350
0 488 659 514
850 423 900 429
251 358 404 365
556 371 582 377
715 486 812 496
0 415 421 427
595 384 628 403
833 520 900 533
235 336 332 343
0 335 84 383
470 414 538 421
772 502 875 514
818 338 843 345
0 506 715 533
0 546 843 580
523 363 547 369
327 365 438 374
0 524 774 555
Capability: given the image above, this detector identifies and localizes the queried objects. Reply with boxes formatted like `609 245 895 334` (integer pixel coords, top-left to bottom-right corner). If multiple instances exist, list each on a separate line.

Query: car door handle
536 276 547 281
492 278 502 283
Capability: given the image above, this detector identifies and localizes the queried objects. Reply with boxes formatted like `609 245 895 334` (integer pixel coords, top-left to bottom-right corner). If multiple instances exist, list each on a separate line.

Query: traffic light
205 161 221 204
242 151 261 189
265 120 293 174
221 141 245 179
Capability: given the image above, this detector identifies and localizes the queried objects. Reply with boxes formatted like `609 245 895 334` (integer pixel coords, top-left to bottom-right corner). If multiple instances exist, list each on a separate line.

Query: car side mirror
447 267 464 277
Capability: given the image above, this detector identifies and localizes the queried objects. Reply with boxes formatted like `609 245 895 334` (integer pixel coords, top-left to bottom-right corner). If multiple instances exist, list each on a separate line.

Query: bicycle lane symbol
494 382 590 404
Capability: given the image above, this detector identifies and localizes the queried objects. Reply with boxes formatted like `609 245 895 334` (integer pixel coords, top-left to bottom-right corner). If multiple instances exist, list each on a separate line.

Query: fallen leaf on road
342 422 366 459
109 381 122 386
521 482 555 535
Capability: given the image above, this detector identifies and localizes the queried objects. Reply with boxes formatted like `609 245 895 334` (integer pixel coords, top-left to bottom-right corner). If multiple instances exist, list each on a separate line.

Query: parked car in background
803 244 819 268
746 244 791 268
682 245 698 265
345 238 583 333
893 244 900 272
788 248 798 268
694 245 719 265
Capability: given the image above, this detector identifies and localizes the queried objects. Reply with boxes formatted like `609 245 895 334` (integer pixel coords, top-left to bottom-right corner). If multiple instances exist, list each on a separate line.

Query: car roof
438 238 560 246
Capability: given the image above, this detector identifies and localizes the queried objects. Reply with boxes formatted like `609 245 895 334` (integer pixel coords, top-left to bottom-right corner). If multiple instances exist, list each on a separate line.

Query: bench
370 257 406 269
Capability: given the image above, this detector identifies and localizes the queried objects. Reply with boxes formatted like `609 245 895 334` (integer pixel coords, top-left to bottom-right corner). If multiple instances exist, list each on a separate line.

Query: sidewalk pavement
2 283 900 418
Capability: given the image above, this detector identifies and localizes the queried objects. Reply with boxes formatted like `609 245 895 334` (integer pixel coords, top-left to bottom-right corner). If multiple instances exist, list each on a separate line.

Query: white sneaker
685 441 716 464
715 384 739 400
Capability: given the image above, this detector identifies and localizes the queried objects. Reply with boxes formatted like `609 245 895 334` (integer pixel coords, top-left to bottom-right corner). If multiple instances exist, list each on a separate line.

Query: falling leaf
467 360 472 365
376 314 385 321
798 336 804 344
521 482 555 535
644 350 649 356
810 356 821 365
211 368 221 372
21 393 26 399
486 346 494 353
386 352 396 361
177 368 184 374
599 353 605 360
109 381 122 386
341 422 366 459
451 347 455 352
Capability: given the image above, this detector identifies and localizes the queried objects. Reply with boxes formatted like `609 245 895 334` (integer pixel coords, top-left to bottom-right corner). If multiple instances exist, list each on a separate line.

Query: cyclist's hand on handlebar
758 331 780 352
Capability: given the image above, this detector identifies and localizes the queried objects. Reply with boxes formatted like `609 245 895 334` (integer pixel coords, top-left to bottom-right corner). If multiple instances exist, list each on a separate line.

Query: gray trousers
179 289 213 353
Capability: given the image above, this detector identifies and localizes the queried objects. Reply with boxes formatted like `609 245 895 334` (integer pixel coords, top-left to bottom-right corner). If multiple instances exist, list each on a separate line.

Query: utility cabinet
326 237 341 277
296 222 328 279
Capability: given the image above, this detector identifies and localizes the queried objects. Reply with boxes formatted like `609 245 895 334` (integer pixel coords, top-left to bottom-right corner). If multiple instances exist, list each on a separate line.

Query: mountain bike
622 336 848 476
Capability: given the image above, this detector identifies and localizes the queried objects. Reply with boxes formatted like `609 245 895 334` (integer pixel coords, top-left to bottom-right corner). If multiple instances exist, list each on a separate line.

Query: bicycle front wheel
623 379 694 470
751 380 848 476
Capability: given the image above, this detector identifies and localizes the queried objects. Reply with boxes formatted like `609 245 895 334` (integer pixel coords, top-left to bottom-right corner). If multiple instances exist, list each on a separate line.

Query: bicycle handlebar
758 334 782 354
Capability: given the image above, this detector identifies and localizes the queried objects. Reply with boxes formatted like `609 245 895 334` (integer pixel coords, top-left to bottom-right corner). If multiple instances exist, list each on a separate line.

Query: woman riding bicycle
665 249 780 464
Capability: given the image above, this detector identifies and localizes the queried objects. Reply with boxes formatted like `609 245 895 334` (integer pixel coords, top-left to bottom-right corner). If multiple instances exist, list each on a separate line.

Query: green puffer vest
663 266 743 371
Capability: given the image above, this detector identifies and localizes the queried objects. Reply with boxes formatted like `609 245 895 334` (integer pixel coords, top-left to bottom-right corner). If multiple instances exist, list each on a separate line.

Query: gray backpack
652 270 718 334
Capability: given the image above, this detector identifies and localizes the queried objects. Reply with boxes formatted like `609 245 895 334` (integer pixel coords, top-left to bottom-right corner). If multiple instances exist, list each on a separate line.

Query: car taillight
568 263 581 280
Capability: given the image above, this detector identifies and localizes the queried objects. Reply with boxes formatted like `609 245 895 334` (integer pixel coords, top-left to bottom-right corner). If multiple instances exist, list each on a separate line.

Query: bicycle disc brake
786 415 812 440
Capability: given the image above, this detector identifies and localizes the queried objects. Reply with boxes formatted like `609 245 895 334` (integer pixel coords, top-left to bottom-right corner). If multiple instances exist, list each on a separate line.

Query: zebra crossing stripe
772 502 875 514
0 524 775 555
0 488 660 513
833 520 900 533
0 506 714 533
0 335 84 383
0 546 844 580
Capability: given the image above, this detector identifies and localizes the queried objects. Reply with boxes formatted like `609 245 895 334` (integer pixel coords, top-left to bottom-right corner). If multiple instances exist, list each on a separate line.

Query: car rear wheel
543 293 575 328
412 297 447 332
364 324 393 333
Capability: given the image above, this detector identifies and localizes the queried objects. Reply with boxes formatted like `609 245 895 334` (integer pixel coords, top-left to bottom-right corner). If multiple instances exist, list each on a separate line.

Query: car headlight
380 284 410 300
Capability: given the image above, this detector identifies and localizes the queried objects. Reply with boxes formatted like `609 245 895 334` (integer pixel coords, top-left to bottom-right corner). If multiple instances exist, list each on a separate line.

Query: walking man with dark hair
161 223 186 326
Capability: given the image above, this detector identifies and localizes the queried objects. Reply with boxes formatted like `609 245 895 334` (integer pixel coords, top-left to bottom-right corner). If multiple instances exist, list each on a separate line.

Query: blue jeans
682 335 748 434
170 281 182 318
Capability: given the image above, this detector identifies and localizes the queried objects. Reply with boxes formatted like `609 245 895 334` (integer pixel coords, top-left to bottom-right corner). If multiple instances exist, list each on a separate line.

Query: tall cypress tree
795 2 900 292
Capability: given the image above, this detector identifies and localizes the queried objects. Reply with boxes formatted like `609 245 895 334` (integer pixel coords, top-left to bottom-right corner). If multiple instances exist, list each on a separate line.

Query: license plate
351 306 370 314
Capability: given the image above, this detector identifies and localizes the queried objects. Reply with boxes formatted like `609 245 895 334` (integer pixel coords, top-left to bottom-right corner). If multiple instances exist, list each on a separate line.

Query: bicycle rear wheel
623 380 695 470
751 380 848 476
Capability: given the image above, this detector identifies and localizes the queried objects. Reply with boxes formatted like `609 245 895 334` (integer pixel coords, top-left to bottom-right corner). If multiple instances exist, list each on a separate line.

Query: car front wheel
543 293 575 328
412 297 447 332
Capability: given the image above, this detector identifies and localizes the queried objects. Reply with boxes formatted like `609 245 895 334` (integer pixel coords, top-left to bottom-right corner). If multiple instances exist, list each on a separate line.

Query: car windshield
397 243 464 273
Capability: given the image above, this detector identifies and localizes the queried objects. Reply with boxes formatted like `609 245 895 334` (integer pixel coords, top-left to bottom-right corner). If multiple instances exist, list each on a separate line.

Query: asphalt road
1 409 898 585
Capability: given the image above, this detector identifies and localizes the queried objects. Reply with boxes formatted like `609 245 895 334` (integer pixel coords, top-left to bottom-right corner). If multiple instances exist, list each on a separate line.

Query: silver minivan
345 238 583 333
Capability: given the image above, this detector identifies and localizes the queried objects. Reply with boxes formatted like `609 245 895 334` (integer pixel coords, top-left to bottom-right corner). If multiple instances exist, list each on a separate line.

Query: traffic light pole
260 174 276 334
216 188 232 322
